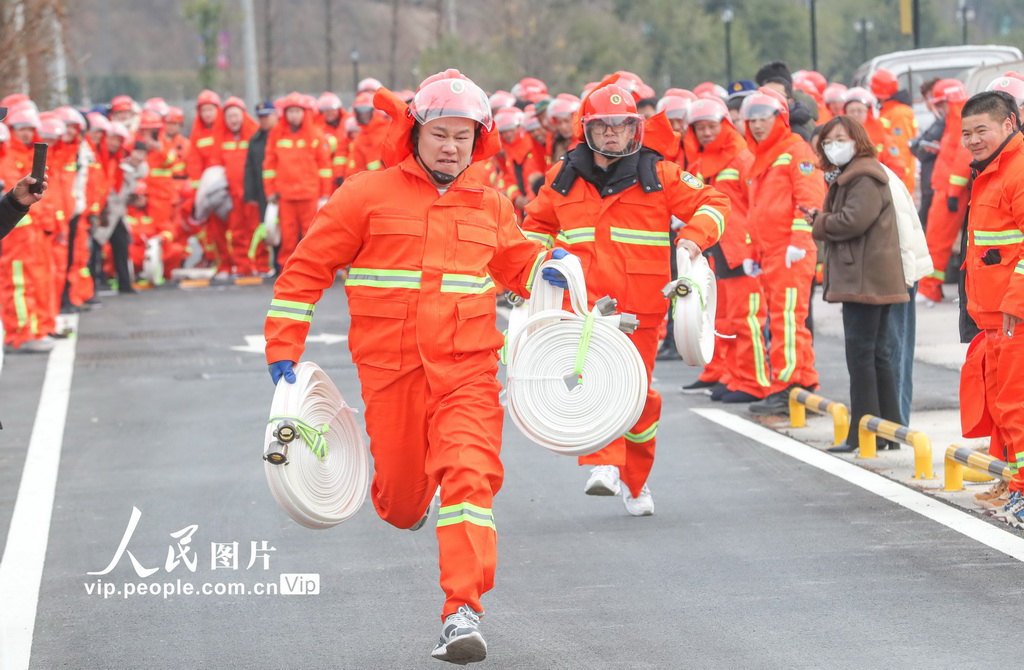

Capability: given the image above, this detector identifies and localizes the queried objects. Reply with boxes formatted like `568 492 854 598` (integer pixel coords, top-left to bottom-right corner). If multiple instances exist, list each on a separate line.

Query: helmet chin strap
413 149 463 186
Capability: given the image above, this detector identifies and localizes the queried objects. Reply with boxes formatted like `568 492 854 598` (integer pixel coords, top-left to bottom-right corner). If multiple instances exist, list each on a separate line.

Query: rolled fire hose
663 247 717 366
504 255 648 456
263 361 369 529
141 237 164 287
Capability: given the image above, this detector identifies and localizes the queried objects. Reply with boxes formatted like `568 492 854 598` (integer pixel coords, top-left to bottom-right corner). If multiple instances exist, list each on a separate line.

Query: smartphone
29 143 47 194
796 204 812 215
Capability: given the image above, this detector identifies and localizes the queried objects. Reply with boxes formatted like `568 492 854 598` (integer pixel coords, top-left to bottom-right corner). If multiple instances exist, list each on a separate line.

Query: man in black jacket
0 107 48 240
243 101 277 220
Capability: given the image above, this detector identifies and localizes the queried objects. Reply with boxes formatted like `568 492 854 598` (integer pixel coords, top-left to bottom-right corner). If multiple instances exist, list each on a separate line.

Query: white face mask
823 140 856 167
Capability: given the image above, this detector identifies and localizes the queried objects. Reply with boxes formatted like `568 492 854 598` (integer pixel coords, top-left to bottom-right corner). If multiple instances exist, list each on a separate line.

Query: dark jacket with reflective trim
523 145 730 327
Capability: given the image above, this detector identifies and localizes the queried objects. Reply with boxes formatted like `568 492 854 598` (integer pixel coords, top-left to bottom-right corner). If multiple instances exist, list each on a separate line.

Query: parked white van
851 44 1023 127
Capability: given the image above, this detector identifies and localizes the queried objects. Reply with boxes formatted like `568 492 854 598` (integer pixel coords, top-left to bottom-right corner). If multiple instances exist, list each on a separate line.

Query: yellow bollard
857 415 935 479
789 389 850 446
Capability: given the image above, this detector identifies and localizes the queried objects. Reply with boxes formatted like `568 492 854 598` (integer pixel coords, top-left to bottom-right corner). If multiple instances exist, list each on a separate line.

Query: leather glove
541 248 571 289
947 196 959 213
785 245 807 268
269 360 296 385
742 258 762 277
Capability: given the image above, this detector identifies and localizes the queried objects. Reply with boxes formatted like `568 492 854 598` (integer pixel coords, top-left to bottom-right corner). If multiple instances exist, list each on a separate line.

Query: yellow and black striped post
944 445 1011 492
858 415 935 479
788 389 850 446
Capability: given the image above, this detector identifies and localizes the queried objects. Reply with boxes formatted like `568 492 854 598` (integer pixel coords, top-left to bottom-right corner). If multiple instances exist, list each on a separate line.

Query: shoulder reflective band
267 298 316 322
561 227 597 244
262 169 276 179
950 175 969 187
625 420 658 443
1016 260 1024 276
318 169 332 178
366 160 383 171
15 214 32 228
196 137 214 148
716 168 740 182
974 230 1024 246
610 227 669 246
267 415 330 458
440 274 495 294
791 217 813 233
345 268 422 289
694 206 726 238
437 502 495 529
276 139 294 148
772 153 793 167
524 231 555 247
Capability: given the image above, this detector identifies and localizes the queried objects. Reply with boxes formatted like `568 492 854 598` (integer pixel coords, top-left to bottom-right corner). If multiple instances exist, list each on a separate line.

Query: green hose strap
675 275 706 310
268 415 330 459
572 310 597 381
249 223 267 260
499 328 508 365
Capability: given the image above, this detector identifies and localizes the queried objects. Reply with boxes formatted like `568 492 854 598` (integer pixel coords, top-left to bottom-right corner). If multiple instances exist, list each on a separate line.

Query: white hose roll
141 237 164 286
263 202 281 246
263 361 369 529
665 248 717 366
505 255 648 456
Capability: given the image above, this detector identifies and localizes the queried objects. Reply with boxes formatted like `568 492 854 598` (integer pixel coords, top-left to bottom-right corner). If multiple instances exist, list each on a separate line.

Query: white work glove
670 215 685 231
742 259 762 277
317 196 329 209
785 245 807 268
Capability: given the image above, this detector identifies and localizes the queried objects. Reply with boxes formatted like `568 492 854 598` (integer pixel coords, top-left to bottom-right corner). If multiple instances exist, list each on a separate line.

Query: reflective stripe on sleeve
262 169 276 179
1015 260 1024 276
772 153 793 167
694 206 726 238
266 298 316 322
524 231 554 247
345 268 423 289
437 502 495 530
791 218 813 233
715 168 740 182
366 160 383 171
950 175 969 187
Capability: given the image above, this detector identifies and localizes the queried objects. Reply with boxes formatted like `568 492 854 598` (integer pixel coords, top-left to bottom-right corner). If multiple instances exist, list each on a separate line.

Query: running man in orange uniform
265 70 566 665
523 78 730 515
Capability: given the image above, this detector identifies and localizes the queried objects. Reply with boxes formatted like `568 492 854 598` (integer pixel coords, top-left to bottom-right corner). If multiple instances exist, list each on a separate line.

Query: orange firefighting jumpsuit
57 138 97 306
523 115 730 498
315 113 349 184
879 97 918 193
920 103 972 302
219 107 267 274
144 135 179 272
125 202 188 275
261 111 333 267
745 116 825 394
187 110 229 270
47 140 76 313
0 136 53 346
962 133 1024 493
345 112 389 177
690 124 770 398
266 143 551 618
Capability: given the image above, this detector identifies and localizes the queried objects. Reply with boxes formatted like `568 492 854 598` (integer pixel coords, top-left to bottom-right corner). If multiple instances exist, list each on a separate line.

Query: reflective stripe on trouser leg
426 370 504 619
759 252 817 393
736 277 771 392
986 327 1024 492
619 327 661 498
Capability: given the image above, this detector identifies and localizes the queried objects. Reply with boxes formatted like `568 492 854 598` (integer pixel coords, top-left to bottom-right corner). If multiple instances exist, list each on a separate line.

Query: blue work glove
541 248 571 289
269 360 296 385
947 196 959 213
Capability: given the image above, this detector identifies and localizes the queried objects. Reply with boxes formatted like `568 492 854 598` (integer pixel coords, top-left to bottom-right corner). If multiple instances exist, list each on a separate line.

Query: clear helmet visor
583 114 643 157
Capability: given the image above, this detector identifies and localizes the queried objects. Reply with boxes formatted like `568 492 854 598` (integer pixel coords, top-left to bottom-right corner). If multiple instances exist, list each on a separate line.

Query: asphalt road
0 282 1017 670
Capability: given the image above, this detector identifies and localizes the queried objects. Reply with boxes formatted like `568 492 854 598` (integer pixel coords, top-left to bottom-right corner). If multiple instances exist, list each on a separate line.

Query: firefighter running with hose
264 69 570 665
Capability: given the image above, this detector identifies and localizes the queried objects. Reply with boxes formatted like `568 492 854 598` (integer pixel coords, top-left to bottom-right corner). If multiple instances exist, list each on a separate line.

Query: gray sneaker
409 488 440 531
11 337 56 354
431 605 487 665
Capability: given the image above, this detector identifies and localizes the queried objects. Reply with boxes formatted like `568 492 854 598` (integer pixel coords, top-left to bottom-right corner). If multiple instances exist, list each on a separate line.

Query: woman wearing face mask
807 116 908 453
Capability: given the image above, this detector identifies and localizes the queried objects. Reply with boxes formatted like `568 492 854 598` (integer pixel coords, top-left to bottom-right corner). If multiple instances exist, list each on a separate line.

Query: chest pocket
368 210 425 260
455 216 497 271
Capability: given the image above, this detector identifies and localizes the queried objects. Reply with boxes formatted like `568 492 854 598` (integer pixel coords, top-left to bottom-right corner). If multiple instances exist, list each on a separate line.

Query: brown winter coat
811 156 909 305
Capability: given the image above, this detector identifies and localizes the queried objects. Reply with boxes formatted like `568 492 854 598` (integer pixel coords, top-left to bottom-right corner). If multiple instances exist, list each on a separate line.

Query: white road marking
693 408 1024 563
0 323 79 670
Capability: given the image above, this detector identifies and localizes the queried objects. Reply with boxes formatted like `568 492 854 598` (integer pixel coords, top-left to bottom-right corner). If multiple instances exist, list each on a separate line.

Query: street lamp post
853 18 874 64
721 7 734 84
350 48 360 93
809 0 818 72
957 0 975 45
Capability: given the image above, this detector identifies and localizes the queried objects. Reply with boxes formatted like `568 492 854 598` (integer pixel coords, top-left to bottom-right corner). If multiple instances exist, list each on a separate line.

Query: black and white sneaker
431 605 487 665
